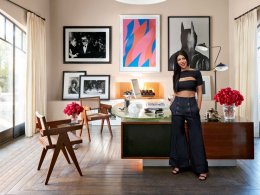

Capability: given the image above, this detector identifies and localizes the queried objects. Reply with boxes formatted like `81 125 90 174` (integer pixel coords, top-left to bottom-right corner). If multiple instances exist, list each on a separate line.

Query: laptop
130 79 141 98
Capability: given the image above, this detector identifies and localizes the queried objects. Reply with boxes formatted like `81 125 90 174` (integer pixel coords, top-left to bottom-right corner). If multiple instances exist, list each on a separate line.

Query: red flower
64 102 84 116
214 87 244 106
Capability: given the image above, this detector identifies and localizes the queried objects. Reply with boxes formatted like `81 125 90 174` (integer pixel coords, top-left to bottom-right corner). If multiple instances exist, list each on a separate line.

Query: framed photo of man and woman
62 71 86 100
63 26 112 63
79 75 110 100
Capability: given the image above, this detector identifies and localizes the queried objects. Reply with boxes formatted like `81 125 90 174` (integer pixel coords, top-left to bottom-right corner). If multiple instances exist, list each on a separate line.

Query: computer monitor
130 79 141 98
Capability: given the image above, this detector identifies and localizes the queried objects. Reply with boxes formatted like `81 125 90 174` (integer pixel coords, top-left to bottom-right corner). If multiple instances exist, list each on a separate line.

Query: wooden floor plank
0 125 260 194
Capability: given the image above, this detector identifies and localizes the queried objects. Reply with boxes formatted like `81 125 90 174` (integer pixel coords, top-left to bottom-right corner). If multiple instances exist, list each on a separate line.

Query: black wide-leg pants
169 96 208 174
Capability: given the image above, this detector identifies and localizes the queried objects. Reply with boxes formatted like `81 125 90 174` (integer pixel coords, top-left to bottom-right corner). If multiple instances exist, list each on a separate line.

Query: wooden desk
121 117 254 160
202 119 254 159
112 101 254 165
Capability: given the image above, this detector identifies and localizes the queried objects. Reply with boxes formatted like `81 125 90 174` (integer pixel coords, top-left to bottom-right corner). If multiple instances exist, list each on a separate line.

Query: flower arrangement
64 102 84 116
214 87 244 106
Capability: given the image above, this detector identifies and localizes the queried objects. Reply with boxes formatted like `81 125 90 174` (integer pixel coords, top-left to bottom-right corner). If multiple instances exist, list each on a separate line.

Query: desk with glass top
112 101 171 120
112 101 254 166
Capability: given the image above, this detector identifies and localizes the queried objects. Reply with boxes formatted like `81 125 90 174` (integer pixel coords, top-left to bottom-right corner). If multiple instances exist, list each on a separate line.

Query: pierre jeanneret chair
80 96 113 142
36 112 83 185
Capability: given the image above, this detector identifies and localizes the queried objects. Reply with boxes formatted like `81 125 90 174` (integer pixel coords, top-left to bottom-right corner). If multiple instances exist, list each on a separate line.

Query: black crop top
174 70 203 92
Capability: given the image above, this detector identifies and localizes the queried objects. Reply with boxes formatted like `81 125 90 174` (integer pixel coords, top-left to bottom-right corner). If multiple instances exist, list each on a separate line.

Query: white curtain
234 9 258 136
25 12 47 137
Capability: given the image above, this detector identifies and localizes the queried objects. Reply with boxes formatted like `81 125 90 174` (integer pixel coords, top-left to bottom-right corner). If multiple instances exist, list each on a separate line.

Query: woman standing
169 50 208 181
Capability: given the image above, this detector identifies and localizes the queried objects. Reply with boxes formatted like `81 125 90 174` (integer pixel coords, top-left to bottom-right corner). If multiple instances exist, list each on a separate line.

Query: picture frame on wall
79 75 110 100
120 15 160 72
62 71 86 100
168 16 210 71
202 76 211 100
63 26 111 64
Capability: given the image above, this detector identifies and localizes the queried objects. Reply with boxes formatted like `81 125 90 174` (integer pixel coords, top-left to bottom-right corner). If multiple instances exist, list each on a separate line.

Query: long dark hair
173 50 190 93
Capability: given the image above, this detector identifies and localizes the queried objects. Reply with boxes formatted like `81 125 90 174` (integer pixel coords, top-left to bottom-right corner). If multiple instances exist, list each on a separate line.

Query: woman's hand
168 93 175 103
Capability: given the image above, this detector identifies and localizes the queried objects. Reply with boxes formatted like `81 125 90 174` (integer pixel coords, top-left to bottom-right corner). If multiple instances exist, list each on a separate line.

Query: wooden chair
80 96 113 142
36 112 83 185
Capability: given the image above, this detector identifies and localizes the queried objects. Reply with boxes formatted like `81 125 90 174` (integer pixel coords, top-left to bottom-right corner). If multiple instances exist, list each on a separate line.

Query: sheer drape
234 9 258 136
25 12 47 137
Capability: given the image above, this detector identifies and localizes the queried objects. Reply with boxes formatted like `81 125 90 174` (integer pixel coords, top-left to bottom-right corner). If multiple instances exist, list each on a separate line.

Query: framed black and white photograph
62 71 86 100
63 26 111 63
202 76 211 100
168 16 210 71
79 75 110 100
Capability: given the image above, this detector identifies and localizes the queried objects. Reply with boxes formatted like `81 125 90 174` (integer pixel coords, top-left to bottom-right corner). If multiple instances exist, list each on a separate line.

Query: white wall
1 0 258 125
0 0 26 28
48 0 229 118
0 0 231 119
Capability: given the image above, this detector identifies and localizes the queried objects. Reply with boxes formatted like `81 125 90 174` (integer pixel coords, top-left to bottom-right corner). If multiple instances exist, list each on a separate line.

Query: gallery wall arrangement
61 15 212 102
62 25 112 101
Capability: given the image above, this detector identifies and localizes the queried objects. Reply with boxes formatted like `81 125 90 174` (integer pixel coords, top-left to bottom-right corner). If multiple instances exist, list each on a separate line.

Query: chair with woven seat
80 96 113 142
36 111 83 185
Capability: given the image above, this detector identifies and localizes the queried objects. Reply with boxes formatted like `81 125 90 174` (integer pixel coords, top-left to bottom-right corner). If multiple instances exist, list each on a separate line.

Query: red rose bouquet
64 102 84 116
214 87 244 106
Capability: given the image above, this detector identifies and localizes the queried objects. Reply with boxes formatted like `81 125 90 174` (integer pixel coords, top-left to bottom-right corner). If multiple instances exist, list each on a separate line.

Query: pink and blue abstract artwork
120 15 160 72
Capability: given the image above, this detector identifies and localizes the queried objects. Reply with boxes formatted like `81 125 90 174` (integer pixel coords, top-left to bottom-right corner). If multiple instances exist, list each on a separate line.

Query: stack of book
145 101 166 110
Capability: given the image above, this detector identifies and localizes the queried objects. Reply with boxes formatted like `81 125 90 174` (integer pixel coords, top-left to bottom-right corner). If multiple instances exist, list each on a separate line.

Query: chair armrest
100 103 112 114
100 103 112 109
42 123 83 136
36 119 71 131
83 106 90 111
45 119 71 128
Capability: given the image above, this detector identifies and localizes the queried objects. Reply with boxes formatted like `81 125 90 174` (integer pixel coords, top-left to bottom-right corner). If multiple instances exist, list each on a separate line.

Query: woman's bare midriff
175 90 195 98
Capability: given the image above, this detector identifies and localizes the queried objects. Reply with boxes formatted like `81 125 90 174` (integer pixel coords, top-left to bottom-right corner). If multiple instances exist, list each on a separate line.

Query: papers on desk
145 101 166 110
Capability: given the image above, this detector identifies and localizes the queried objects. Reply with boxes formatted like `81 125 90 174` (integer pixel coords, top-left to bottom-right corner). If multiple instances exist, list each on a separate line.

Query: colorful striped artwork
120 15 160 72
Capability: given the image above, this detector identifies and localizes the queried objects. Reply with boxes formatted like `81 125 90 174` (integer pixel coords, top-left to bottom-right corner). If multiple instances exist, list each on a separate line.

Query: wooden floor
0 125 260 195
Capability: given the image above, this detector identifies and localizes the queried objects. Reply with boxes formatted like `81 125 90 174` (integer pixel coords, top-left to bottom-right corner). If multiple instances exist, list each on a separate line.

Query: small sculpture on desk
205 108 220 122
123 90 133 109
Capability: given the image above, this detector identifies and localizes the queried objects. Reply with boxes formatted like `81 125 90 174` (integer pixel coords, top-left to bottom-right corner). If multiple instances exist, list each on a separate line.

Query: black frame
62 71 86 100
79 75 110 100
63 26 112 64
168 16 210 71
0 12 27 145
